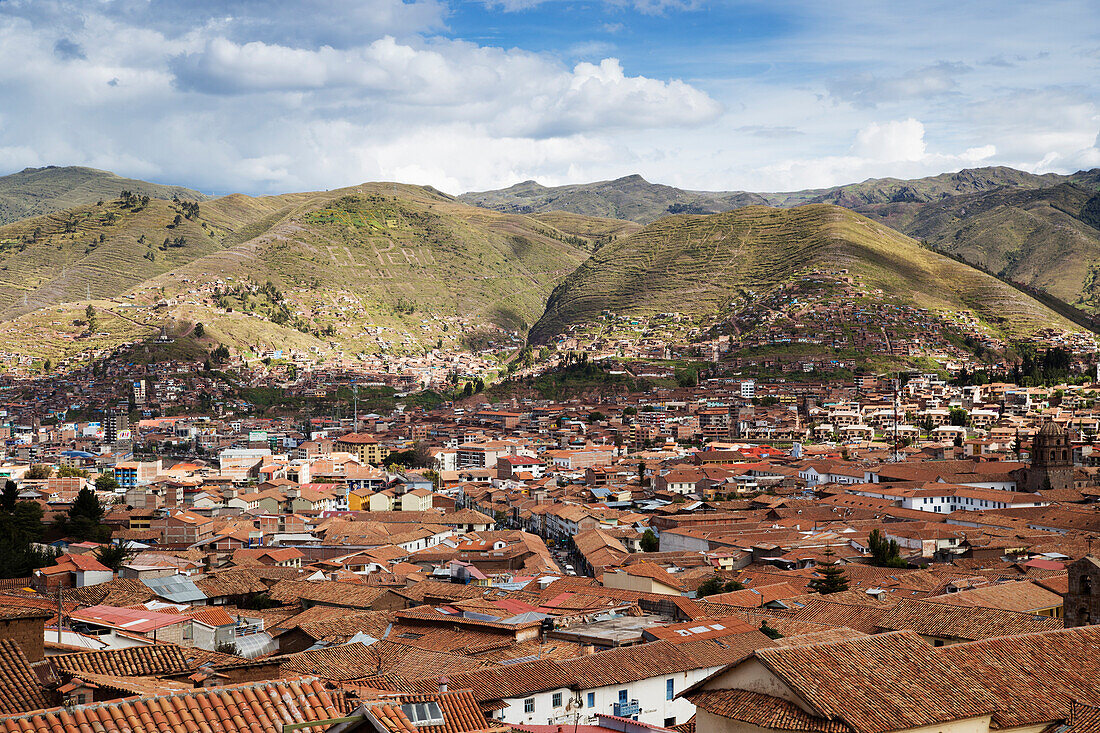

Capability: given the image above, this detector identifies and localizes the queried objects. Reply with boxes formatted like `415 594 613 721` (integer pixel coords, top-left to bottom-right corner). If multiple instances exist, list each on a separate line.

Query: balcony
613 700 640 717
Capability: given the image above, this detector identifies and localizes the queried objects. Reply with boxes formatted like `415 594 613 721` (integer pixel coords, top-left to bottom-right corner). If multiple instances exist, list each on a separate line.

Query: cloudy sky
0 0 1098 195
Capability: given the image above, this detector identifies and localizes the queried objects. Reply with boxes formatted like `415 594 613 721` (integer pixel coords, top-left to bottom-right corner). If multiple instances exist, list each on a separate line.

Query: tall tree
95 541 136 571
867 529 907 568
65 487 107 542
808 546 850 595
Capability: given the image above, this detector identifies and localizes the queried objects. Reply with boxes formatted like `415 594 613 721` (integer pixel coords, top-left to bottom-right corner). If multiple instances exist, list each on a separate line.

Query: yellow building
335 432 390 466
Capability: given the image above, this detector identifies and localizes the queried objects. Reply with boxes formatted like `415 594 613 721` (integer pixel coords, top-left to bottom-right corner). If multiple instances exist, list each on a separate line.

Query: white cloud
852 119 927 162
0 0 1097 195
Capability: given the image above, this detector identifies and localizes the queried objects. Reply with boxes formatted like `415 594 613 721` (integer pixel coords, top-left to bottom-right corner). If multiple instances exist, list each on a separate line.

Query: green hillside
461 166 1100 224
0 182 593 364
460 174 767 224
859 183 1100 311
0 195 231 319
0 166 206 226
529 204 1075 343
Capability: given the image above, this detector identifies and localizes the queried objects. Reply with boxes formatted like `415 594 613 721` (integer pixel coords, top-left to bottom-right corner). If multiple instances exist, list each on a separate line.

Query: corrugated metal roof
142 574 208 603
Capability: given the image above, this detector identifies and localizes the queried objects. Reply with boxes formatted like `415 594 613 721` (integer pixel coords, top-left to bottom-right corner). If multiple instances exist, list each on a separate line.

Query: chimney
439 676 449 693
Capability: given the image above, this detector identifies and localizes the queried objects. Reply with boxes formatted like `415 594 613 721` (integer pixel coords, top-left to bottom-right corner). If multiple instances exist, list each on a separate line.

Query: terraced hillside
462 167 1100 224
461 174 767 224
0 196 232 319
0 166 206 226
529 204 1075 343
154 184 592 337
856 183 1100 311
0 182 595 362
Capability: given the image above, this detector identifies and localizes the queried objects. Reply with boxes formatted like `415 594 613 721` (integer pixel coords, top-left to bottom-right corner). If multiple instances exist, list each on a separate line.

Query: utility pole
353 384 359 430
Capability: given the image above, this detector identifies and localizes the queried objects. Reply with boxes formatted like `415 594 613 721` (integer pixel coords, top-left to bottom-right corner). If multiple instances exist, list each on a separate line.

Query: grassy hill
0 196 233 319
0 166 206 226
461 167 1100 224
858 183 1100 311
0 182 593 364
529 204 1075 343
460 174 768 224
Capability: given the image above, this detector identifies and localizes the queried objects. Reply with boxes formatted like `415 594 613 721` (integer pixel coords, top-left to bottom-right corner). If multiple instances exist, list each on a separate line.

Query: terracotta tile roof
1068 704 1100 733
401 636 774 703
268 579 400 609
279 640 490 681
937 626 1100 728
0 677 342 733
0 639 53 715
874 598 1062 640
789 599 891 634
367 702 419 733
687 689 852 733
753 631 1001 733
58 671 194 697
62 579 155 608
925 579 1064 613
51 644 192 677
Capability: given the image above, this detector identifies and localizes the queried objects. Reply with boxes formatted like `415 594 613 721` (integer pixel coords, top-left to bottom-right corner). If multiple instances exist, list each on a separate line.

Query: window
587 693 595 708
553 693 563 708
524 698 534 714
618 690 628 703
665 719 677 728
666 679 674 701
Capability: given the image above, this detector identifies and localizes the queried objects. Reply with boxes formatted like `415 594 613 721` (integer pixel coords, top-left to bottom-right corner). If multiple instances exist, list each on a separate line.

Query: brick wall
0 617 45 661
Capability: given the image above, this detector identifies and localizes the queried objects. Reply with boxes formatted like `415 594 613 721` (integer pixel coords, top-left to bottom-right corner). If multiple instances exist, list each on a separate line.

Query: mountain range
0 164 1096 370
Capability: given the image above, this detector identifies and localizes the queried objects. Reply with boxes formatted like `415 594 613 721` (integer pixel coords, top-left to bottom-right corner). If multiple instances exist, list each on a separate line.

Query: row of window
523 680 677 714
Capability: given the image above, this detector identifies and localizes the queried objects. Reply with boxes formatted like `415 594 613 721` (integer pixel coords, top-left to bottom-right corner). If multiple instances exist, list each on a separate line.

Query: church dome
1037 420 1065 436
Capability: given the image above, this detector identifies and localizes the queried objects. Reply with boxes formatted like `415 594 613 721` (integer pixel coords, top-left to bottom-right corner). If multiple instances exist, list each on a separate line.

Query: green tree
808 547 850 594
640 529 659 552
0 499 53 579
193 322 205 338
95 541 136 571
57 465 89 479
85 305 97 334
588 411 606 424
25 464 53 480
759 621 783 640
65 487 107 542
867 529 907 568
95 472 120 494
948 407 969 427
0 481 17 511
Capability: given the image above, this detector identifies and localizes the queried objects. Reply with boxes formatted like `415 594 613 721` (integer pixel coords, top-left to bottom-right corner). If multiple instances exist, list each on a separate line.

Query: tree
57 465 88 479
95 472 120 494
193 322 205 338
948 407 969 427
588 411 606 424
867 529 907 568
637 461 647 487
0 497 52 579
808 547 849 595
696 576 745 597
95 541 136 571
759 621 783 640
640 529 659 552
462 382 473 398
65 487 107 542
25 464 53 480
0 481 18 511
85 305 97 335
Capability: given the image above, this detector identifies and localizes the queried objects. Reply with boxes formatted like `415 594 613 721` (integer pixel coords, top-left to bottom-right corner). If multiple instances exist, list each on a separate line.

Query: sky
0 0 1098 196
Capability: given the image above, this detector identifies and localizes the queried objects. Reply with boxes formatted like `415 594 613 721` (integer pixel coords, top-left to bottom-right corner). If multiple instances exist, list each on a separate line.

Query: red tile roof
0 677 342 733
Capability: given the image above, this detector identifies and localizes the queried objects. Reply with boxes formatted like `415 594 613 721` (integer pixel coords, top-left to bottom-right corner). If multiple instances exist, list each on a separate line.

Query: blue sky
0 0 1097 195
